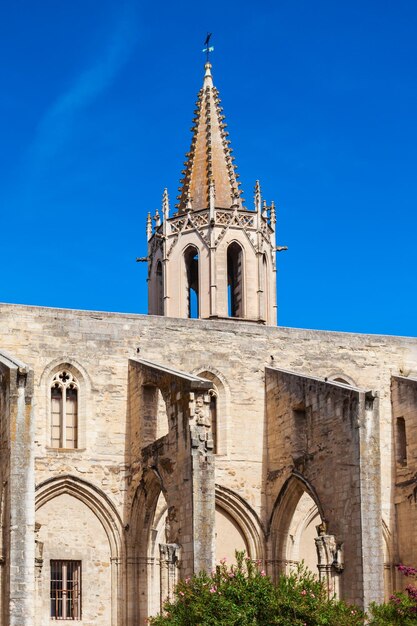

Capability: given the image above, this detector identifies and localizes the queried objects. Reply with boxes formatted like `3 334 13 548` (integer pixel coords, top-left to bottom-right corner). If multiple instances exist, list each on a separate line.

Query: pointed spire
270 200 276 226
176 62 243 212
154 208 161 227
162 188 170 221
254 180 262 214
146 212 152 241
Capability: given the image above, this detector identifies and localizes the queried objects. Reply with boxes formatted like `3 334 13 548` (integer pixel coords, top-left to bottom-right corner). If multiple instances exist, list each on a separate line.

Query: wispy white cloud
28 2 139 172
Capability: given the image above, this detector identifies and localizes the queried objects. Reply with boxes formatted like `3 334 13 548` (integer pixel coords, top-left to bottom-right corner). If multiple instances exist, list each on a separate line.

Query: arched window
184 246 199 318
195 368 230 456
227 242 244 317
262 253 269 321
156 261 164 316
51 370 78 449
209 390 218 454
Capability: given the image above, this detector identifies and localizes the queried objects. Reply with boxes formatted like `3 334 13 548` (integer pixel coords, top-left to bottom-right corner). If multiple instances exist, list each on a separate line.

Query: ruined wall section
265 368 383 608
127 359 215 576
126 360 214 623
391 376 417 585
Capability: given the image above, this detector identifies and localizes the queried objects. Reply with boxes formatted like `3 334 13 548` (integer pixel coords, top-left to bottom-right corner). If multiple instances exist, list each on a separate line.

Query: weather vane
203 33 214 63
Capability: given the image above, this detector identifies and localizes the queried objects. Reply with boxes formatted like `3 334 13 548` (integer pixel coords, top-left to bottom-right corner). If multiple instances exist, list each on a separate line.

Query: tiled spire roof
176 62 243 212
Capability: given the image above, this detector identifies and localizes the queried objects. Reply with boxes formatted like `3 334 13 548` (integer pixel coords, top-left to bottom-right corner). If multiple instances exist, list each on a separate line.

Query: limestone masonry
0 61 416 625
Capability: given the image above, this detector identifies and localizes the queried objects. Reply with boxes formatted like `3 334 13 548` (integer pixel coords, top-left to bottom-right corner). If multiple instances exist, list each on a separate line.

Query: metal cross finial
203 33 214 63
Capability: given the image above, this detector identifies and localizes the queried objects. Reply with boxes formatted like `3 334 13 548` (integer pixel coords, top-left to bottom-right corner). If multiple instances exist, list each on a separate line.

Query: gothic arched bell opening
184 246 200 318
156 261 164 316
227 242 244 318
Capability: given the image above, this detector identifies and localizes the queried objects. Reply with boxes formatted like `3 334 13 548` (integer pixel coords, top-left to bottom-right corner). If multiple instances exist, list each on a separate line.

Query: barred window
50 560 81 620
51 371 78 449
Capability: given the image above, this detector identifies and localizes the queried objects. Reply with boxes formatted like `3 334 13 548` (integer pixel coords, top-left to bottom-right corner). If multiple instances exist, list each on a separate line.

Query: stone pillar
159 543 180 607
190 392 215 574
0 352 35 626
9 366 35 626
358 391 384 607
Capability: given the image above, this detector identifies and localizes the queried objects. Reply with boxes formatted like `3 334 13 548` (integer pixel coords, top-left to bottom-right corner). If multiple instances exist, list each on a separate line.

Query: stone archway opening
271 477 343 599
285 491 321 575
147 491 168 617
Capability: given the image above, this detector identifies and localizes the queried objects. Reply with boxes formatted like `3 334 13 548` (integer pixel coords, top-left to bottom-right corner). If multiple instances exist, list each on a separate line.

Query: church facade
0 61 416 626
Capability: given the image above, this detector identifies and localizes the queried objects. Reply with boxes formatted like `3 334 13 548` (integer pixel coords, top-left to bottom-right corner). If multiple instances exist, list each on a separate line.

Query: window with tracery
51 371 79 449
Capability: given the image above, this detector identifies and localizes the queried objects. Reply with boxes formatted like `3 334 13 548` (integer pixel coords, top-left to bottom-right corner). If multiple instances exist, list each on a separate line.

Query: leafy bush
149 552 364 626
368 564 417 625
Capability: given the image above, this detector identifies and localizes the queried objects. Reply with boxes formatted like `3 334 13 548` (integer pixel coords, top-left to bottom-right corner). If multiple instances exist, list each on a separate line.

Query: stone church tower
1 55 417 626
146 62 278 324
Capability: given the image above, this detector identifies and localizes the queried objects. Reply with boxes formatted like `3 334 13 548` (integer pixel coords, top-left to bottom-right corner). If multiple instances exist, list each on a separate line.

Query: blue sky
1 0 416 336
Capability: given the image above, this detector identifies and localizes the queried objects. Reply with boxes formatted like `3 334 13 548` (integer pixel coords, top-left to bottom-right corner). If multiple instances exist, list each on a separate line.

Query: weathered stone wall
126 359 214 624
391 376 417 590
265 368 383 607
0 303 416 620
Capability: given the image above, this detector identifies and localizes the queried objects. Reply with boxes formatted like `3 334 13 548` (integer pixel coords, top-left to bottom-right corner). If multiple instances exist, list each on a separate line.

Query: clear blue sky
1 0 416 336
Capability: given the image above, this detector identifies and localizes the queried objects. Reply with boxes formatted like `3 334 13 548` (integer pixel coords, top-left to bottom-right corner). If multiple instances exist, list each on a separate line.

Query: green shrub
149 552 364 626
367 564 417 625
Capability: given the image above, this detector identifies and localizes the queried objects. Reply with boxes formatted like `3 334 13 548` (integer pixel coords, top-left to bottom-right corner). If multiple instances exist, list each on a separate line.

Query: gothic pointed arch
39 358 92 450
382 519 394 599
261 251 270 322
183 244 200 318
227 241 245 318
127 468 166 623
215 485 265 562
35 475 123 558
269 474 324 578
193 367 231 456
35 475 124 625
155 260 164 315
326 373 358 387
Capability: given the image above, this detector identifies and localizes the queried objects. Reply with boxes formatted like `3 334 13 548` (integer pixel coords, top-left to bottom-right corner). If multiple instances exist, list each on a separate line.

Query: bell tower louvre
144 61 282 325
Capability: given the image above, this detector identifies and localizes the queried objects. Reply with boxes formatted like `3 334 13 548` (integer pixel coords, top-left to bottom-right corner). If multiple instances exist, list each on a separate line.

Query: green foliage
149 552 364 626
367 593 417 625
367 564 417 625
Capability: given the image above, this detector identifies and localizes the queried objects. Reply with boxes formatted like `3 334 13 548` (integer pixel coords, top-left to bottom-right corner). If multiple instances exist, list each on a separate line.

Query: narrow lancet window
262 253 269 321
227 242 244 317
184 246 199 318
50 371 79 449
209 390 218 454
396 417 407 466
156 261 164 316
